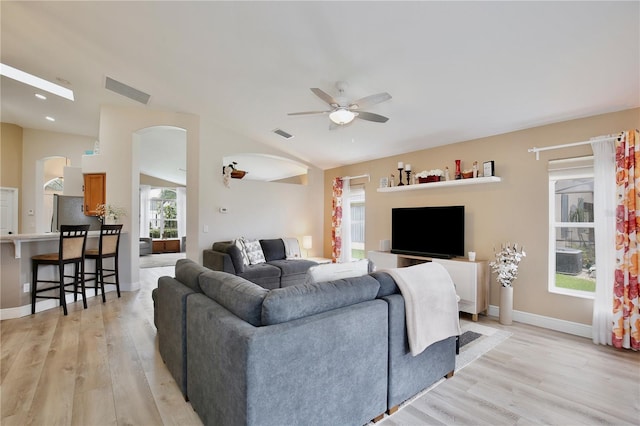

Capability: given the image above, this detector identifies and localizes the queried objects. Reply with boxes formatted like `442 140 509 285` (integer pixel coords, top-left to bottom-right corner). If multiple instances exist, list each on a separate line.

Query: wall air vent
272 128 294 139
105 76 151 105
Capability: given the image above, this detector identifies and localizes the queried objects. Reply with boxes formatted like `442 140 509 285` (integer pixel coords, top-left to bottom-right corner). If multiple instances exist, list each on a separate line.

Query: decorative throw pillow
242 237 266 265
234 238 250 266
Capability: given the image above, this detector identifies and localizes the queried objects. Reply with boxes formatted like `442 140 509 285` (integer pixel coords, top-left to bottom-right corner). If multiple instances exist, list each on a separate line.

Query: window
350 185 365 260
149 188 178 239
548 157 596 298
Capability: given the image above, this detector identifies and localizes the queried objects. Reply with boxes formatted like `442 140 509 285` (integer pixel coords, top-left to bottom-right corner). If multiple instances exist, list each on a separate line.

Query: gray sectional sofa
154 259 457 426
202 238 318 288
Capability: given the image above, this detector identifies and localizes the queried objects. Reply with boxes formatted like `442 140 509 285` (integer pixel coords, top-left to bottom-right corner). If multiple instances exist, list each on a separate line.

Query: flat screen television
391 206 465 258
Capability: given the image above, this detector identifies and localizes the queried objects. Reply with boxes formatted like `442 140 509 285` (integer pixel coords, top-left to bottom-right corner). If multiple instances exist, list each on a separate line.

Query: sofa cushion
370 271 399 297
260 238 286 261
199 271 268 326
261 275 380 325
269 258 318 276
237 262 282 282
243 238 266 265
175 258 208 293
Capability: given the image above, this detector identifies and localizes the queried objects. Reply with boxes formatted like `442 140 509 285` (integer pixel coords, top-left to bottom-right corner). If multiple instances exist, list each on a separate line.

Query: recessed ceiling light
35 93 47 100
0 63 74 101
45 116 55 122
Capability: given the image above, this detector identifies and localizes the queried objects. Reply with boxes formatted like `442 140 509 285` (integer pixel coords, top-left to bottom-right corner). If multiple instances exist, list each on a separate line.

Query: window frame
548 157 595 299
148 187 178 239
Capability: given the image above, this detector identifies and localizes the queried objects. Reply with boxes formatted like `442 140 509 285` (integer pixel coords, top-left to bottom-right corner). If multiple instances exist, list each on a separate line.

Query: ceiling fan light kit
329 108 356 125
289 81 391 128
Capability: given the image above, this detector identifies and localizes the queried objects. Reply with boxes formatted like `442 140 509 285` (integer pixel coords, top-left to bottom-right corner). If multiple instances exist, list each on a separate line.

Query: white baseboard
0 288 117 320
488 304 591 338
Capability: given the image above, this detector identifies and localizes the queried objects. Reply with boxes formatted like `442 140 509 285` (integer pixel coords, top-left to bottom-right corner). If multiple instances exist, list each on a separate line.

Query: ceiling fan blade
356 111 389 123
349 92 391 109
287 110 330 116
310 88 339 107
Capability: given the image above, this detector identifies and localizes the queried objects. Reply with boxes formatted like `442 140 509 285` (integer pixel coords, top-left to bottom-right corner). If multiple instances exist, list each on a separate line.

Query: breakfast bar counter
1 231 130 319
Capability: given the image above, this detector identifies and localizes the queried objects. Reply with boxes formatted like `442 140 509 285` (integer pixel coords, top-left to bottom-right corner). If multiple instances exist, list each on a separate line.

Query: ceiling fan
288 81 391 128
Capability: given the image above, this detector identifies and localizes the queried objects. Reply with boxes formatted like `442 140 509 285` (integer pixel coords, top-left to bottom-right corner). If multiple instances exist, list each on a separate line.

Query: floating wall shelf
376 176 502 193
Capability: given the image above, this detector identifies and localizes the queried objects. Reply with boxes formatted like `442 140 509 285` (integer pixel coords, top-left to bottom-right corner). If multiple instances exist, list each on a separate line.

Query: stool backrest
99 224 123 256
59 225 91 260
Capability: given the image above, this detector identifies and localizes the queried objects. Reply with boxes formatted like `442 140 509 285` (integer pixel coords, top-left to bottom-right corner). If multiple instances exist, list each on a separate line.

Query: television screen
391 206 465 258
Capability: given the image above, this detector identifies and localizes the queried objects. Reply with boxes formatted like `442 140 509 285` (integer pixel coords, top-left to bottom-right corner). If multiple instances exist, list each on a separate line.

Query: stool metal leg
59 263 68 316
31 262 38 314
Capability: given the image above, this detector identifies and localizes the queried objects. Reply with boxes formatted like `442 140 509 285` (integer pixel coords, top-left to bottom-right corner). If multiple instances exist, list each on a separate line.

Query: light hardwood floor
1 265 638 425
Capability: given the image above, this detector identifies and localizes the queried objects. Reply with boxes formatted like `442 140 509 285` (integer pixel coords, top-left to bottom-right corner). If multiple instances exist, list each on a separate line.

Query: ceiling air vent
272 128 294 140
105 76 151 105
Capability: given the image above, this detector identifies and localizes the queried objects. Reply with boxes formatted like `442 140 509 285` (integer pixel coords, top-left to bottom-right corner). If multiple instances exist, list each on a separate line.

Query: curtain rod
528 135 617 160
341 174 370 182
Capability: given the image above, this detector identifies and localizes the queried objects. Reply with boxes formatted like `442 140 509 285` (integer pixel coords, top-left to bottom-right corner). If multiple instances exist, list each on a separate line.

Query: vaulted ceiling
2 1 638 172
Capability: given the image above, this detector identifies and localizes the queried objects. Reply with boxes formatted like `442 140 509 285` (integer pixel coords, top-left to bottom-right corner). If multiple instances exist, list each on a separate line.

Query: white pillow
242 237 266 265
234 238 250 266
305 259 370 284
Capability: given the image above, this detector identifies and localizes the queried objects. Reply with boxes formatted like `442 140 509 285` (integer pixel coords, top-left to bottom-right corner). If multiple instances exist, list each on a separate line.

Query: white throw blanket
384 262 461 356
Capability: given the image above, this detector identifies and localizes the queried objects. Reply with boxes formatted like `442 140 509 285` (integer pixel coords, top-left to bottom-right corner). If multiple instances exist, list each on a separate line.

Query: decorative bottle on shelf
444 167 450 181
473 161 478 178
455 160 462 180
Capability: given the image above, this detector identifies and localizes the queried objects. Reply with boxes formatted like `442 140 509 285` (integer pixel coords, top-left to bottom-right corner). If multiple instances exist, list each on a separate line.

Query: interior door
0 187 18 235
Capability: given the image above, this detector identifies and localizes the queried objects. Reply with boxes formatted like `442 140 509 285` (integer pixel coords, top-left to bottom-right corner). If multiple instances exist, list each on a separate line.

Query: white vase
499 285 513 325
105 216 116 225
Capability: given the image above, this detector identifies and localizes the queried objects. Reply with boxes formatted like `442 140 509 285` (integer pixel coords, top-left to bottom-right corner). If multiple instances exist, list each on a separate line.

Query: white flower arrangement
415 169 444 178
96 204 127 223
490 243 526 287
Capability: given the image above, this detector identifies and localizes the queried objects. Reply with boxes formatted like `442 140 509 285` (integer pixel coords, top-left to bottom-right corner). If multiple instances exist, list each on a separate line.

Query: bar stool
31 224 90 315
85 224 122 302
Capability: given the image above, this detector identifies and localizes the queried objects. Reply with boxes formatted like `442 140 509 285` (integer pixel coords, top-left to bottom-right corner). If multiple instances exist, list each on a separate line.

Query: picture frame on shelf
483 161 495 177
379 177 389 188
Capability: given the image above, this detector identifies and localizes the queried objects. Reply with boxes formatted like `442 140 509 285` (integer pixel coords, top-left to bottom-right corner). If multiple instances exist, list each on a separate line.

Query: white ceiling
2 1 638 172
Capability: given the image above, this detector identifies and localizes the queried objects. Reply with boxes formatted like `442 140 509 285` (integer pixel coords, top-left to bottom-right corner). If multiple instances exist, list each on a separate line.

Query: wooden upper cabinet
83 173 106 216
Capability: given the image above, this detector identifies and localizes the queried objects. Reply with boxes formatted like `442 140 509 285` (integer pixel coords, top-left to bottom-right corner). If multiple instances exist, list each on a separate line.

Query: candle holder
405 169 412 185
397 168 404 185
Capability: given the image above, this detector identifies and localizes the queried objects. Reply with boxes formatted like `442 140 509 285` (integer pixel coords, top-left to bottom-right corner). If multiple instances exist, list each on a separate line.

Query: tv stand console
367 251 489 321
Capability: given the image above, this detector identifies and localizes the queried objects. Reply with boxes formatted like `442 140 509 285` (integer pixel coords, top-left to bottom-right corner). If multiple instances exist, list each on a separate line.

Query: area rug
139 252 186 269
455 319 512 371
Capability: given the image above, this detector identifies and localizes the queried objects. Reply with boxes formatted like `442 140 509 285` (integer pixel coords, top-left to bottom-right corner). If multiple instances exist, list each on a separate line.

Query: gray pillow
261 275 380 325
199 270 268 326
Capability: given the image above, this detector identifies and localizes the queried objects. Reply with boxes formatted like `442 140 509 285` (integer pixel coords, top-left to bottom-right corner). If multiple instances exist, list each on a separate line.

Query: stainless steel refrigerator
51 194 101 231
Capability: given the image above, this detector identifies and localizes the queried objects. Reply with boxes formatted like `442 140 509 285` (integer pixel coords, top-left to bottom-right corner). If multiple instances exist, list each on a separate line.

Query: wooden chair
85 224 123 302
31 224 90 315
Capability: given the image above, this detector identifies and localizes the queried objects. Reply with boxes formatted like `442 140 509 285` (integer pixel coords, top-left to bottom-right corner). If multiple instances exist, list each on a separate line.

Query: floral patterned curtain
331 178 343 263
613 129 640 350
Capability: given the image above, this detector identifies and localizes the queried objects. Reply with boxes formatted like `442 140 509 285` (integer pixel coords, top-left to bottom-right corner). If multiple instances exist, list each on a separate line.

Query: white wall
21 129 94 233
198 123 325 257
96 105 324 291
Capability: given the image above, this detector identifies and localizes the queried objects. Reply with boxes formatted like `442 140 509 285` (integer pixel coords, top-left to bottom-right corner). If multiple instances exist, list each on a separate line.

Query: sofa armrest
203 249 237 274
382 293 456 409
186 294 388 426
157 276 197 399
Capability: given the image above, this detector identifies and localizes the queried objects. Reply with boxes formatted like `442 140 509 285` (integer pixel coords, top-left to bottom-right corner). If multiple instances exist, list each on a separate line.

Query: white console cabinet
367 251 489 321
